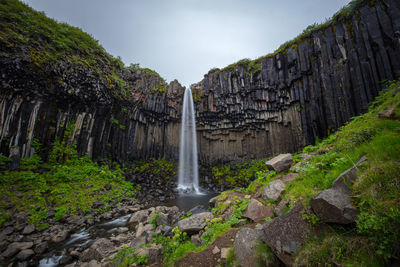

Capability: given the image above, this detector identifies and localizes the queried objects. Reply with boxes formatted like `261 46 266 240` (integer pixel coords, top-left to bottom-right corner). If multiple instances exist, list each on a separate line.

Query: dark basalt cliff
1 0 400 164
193 0 400 163
0 55 186 162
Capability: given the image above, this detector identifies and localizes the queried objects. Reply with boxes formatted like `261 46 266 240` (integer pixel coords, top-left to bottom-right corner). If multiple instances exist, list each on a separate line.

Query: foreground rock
310 157 366 224
234 228 260 267
265 154 293 173
261 204 311 265
262 180 285 201
242 199 273 222
178 212 213 234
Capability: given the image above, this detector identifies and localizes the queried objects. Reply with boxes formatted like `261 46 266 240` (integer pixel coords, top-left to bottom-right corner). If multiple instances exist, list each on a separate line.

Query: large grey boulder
242 199 273 222
128 209 149 225
310 188 359 224
261 204 311 265
233 228 259 267
262 180 285 202
177 212 213 234
90 238 115 256
310 156 366 224
265 154 293 173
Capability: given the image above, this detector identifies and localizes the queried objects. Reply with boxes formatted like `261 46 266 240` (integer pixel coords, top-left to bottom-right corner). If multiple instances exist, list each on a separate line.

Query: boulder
34 242 48 254
128 210 149 225
281 173 299 185
212 246 220 254
378 107 396 119
209 196 218 208
131 235 147 249
9 241 33 250
261 204 311 265
50 230 70 243
9 146 20 170
234 228 259 267
0 226 14 241
262 180 285 202
66 215 85 226
310 157 366 224
274 200 289 216
22 224 35 235
135 244 162 263
1 246 19 258
191 234 202 246
16 249 34 261
265 154 293 173
90 238 115 258
80 259 102 267
242 199 273 222
177 212 213 234
80 248 102 262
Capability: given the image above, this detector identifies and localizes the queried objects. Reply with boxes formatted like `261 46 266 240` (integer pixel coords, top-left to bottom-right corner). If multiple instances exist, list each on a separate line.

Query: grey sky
23 0 350 86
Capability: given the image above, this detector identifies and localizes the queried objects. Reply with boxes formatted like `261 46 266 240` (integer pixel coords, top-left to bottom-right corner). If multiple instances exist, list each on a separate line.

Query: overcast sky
23 0 350 86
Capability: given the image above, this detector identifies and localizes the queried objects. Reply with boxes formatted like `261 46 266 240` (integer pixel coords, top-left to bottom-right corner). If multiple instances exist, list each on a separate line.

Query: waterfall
178 87 200 194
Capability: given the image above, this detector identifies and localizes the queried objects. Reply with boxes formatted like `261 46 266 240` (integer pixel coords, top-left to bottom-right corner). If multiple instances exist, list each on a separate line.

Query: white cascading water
177 88 200 194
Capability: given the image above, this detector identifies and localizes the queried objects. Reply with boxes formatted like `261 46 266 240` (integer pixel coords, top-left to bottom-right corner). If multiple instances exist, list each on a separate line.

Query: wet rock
242 199 273 222
177 212 213 234
261 204 311 265
16 249 34 261
265 154 293 173
1 246 19 258
34 242 48 254
59 254 73 265
234 228 259 267
262 180 285 202
209 196 218 208
22 224 35 235
50 229 70 243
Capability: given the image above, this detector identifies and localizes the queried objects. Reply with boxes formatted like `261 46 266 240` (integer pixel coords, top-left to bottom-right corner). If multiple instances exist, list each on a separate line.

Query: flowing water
178 88 200 193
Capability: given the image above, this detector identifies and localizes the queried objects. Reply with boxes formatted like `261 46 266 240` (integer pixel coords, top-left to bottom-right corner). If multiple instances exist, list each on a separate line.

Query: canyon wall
194 0 400 163
0 55 185 163
1 0 400 164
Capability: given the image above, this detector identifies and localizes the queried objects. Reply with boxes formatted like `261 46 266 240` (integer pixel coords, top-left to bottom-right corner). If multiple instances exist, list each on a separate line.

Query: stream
39 192 218 266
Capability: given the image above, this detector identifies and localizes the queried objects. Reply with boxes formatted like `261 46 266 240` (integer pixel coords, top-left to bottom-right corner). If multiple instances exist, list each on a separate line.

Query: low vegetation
0 0 164 99
0 128 138 228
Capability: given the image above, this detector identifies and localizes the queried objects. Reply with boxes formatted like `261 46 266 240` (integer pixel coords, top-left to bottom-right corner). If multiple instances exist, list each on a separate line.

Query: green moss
0 0 165 99
0 142 138 227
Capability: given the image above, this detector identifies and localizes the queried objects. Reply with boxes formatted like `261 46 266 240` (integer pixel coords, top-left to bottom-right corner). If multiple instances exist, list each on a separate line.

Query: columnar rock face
193 0 400 163
0 54 185 162
1 1 400 164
